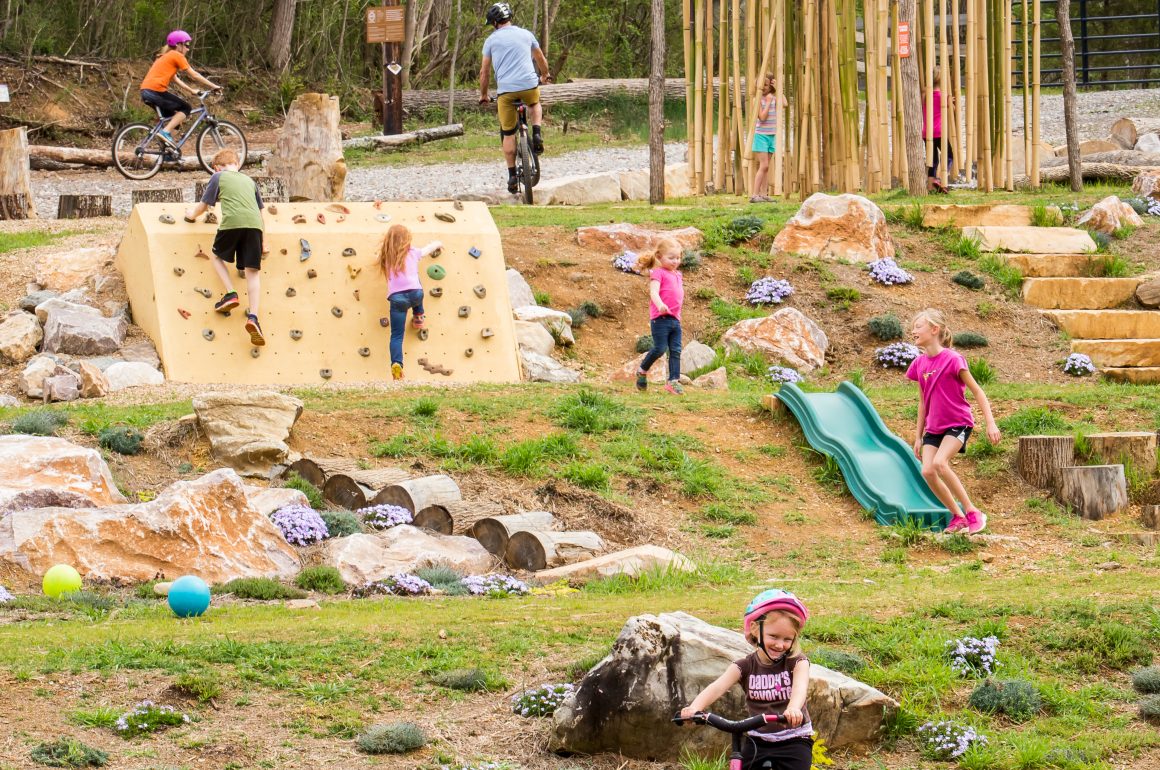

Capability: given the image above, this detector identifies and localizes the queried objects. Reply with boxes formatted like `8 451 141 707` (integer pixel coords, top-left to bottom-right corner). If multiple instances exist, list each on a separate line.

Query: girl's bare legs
753 152 771 197
920 437 975 516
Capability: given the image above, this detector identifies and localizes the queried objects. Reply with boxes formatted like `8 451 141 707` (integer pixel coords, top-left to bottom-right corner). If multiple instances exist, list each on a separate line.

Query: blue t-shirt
482 25 540 94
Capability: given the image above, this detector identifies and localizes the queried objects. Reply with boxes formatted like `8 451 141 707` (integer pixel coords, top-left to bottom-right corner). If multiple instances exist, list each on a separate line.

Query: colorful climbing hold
202 329 215 341
342 247 356 257
251 347 261 358
178 308 191 319
292 214 307 224
320 369 333 379
468 247 482 259
481 328 495 338
159 214 175 224
379 317 389 328
194 245 209 259
429 287 444 298
307 269 318 278
316 213 326 224
268 204 278 215
435 212 455 223
299 238 312 262
195 287 212 298
326 203 351 215
418 328 429 341
473 285 486 298
375 213 392 223
347 265 362 279
426 264 446 280
464 348 474 357
353 290 360 301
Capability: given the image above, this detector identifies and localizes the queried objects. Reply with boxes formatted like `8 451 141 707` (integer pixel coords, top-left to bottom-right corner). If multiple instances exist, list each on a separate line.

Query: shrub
29 738 108 768
551 389 639 434
968 357 997 386
952 270 985 290
353 574 431 597
867 314 904 341
867 258 914 285
1126 197 1150 216
532 289 551 305
680 249 704 270
1141 694 1160 723
98 426 143 455
355 722 427 754
811 648 867 675
172 672 222 703
10 409 68 436
745 277 794 305
951 234 983 260
967 679 1042 722
953 332 989 348
217 578 306 601
1062 352 1097 377
295 566 346 594
1132 666 1160 694
874 342 920 369
946 635 1000 677
723 215 765 245
113 701 190 737
461 574 529 596
511 683 575 717
1091 230 1112 252
358 503 413 529
577 300 603 318
271 504 329 546
320 509 363 538
415 566 469 596
768 366 803 384
826 286 861 303
412 397 439 417
432 668 489 691
916 720 988 761
635 334 654 354
567 307 589 328
283 473 325 509
1031 204 1061 227
456 435 499 465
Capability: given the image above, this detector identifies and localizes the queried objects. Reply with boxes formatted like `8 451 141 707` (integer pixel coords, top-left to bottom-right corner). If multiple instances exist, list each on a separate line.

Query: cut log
402 78 692 113
29 144 268 171
1017 435 1075 489
370 473 461 513
132 188 184 206
1022 161 1160 185
267 93 347 202
1055 464 1128 520
470 511 559 556
413 499 505 535
1109 118 1138 150
323 468 411 510
57 194 112 219
286 456 361 488
504 530 606 571
1141 504 1160 530
1083 432 1157 473
195 176 286 204
342 123 464 150
0 127 37 219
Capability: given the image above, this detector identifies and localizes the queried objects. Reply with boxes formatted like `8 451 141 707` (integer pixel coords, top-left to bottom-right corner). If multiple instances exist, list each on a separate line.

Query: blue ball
167 575 211 618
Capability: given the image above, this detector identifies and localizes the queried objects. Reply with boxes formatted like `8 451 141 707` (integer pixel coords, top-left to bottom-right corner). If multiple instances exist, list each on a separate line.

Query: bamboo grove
682 0 1044 198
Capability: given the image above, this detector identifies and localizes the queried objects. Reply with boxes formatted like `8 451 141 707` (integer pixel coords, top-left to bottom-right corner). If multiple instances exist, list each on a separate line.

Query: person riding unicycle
139 30 220 148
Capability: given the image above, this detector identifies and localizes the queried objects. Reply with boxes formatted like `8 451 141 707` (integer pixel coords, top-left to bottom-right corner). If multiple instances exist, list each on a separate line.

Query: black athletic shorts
740 735 813 770
140 89 192 119
212 227 263 271
923 425 972 453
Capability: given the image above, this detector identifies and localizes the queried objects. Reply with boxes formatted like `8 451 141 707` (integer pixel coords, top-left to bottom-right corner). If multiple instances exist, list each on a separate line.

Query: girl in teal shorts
751 75 779 203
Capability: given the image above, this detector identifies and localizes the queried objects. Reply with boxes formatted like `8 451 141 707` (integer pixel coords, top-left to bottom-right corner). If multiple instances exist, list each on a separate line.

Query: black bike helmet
485 2 513 26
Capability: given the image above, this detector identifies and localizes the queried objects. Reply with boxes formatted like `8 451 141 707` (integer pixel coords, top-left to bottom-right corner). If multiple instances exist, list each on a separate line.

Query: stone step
1070 339 1160 368
1102 367 1160 384
1021 277 1143 309
922 204 1060 228
1043 310 1160 339
963 225 1097 254
1000 253 1105 278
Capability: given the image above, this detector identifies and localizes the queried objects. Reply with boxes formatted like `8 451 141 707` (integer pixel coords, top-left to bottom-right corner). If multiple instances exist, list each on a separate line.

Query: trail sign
898 22 911 58
366 6 405 44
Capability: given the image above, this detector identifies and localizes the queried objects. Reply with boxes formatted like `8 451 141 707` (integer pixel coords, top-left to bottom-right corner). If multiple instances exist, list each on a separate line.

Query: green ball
42 564 82 599
426 264 446 281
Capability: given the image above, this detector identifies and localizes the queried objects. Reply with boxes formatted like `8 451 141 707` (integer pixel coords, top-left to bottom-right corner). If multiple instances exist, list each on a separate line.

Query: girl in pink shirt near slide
906 309 1000 534
634 238 685 395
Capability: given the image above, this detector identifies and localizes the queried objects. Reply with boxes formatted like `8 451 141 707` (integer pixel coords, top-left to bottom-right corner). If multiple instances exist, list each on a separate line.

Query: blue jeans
640 315 682 382
389 289 425 365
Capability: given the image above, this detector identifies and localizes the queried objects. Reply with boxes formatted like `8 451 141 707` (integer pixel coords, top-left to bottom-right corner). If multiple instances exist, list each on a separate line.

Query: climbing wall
116 202 522 385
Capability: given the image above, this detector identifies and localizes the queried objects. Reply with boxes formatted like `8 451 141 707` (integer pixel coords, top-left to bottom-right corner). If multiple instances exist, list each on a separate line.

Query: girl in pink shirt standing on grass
634 238 685 395
907 309 1000 534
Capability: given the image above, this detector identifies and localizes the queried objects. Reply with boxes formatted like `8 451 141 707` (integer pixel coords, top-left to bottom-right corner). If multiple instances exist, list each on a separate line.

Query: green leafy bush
172 672 222 702
432 668 490 691
283 472 325 509
1132 666 1160 694
532 289 551 305
320 509 363 538
723 215 765 245
577 300 603 318
635 334 654 354
10 409 69 436
968 678 1042 722
968 357 997 386
415 566 469 596
952 271 985 290
680 249 704 270
826 286 861 303
1141 694 1160 723
30 738 108 768
868 314 904 341
295 566 346 595
98 426 144 455
953 332 989 348
811 648 867 675
355 722 427 754
1091 230 1112 252
217 578 306 601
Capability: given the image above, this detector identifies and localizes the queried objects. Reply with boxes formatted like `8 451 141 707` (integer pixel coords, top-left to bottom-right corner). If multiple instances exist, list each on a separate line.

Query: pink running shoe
966 510 988 534
944 514 969 534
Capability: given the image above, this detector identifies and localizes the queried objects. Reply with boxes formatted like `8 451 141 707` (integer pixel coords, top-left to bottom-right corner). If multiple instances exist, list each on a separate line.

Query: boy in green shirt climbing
184 148 268 345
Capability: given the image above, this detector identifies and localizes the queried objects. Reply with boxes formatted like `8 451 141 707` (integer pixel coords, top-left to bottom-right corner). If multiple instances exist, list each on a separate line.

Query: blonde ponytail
913 308 952 346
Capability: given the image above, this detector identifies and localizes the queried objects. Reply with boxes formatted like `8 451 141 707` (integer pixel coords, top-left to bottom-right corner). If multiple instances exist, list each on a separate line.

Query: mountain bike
672 711 789 770
111 90 247 180
510 98 541 205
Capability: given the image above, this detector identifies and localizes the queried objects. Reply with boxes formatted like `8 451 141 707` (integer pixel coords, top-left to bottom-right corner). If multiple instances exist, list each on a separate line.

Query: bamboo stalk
744 8 779 193
773 0 786 196
924 0 934 171
891 0 908 186
950 0 962 182
877 0 890 188
965 0 976 185
715 0 728 192
1031 0 1040 188
693 0 705 192
938 0 948 187
731 0 744 193
1021 0 1030 175
704 0 715 189
978 0 992 191
864 0 878 192
683 0 695 190
1004 0 1013 190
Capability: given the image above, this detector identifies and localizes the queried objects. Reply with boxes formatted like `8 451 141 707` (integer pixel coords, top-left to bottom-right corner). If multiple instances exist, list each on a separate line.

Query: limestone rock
1076 195 1145 235
1079 139 1120 156
506 268 537 309
72 361 110 399
920 204 1059 228
576 223 705 254
42 370 81 403
34 246 115 292
618 165 698 201
1132 169 1160 200
19 290 58 313
104 362 164 391
663 163 695 198
521 350 583 384
18 355 60 399
0 395 18 408
610 354 668 385
193 391 304 476
535 546 694 582
120 340 161 370
514 320 555 357
549 612 897 760
681 340 716 373
962 226 1098 254
533 172 622 206
772 193 894 263
0 468 301 583
693 366 728 389
1136 133 1160 155
322 526 495 584
513 306 575 346
0 435 127 513
0 312 43 364
34 296 98 325
722 308 828 372
1136 278 1160 309
40 299 127 356
1109 118 1138 150
245 486 311 517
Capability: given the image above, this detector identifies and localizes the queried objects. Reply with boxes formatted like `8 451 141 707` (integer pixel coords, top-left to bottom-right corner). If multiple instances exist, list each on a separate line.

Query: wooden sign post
366 3 406 135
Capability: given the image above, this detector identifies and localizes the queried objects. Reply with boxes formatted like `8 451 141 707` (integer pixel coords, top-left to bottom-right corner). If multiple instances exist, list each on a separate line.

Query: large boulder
534 546 694 582
772 193 894 263
618 165 700 201
193 391 304 476
0 468 301 583
961 225 1098 254
515 320 556 357
39 299 127 356
506 268 537 309
521 350 583 384
610 340 717 384
104 361 164 391
244 486 311 517
513 306 575 346
1076 195 1146 235
721 308 828 372
34 246 115 292
120 341 162 370
534 172 622 206
576 223 704 254
550 612 897 760
0 435 127 514
0 312 43 364
322 526 495 584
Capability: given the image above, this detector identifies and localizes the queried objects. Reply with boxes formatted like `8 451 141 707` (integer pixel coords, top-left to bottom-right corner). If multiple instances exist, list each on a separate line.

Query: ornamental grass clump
355 722 427 755
98 426 143 455
916 720 988 761
432 668 490 692
1132 666 1160 694
867 258 914 286
767 366 804 384
946 635 1000 677
1062 353 1097 377
320 509 363 538
967 678 1042 722
271 504 328 546
462 574 529 596
415 566 469 596
295 565 346 595
867 313 904 341
1141 694 1160 723
354 574 432 597
952 271 985 291
511 683 575 717
611 251 640 274
745 277 794 305
9 409 68 436
358 503 413 530
874 342 920 369
113 701 190 738
29 738 108 768
723 215 765 245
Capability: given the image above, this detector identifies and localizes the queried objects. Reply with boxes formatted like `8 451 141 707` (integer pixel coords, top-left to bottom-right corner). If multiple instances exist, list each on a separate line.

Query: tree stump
413 499 505 536
286 456 360 488
1055 464 1128 520
323 468 411 510
132 188 184 206
1017 435 1075 489
470 511 559 556
1141 504 1160 530
0 127 37 220
57 195 112 219
195 176 287 204
267 93 347 201
370 474 461 513
1083 432 1157 472
504 530 606 571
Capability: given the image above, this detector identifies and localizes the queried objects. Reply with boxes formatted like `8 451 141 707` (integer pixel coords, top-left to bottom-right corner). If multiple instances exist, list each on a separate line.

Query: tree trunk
31 145 268 171
1142 505 1160 530
1083 432 1157 472
1057 0 1082 192
446 0 463 123
285 456 360 488
402 0 420 90
899 0 927 195
1055 464 1128 520
543 0 563 60
648 0 666 204
196 176 286 203
1017 435 1075 489
131 188 184 206
1029 161 1160 185
57 195 112 219
504 530 605 571
371 473 461 513
0 127 36 220
267 93 347 202
323 468 411 510
470 511 559 556
342 124 464 150
267 0 297 73
414 499 505 535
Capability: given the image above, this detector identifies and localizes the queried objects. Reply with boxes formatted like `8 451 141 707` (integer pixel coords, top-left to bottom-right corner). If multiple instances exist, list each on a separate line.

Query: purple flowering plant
0 585 13 604
767 366 804 385
917 720 988 760
358 504 413 530
745 277 794 305
462 574 529 596
354 573 432 597
511 683 576 717
612 251 641 274
1062 353 1097 377
875 342 921 369
946 635 1001 677
867 258 914 286
271 504 329 546
114 701 191 737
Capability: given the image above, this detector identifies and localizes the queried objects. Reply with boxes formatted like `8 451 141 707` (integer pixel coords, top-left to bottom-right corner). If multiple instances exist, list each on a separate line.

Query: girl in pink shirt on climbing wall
906 308 1000 534
379 224 442 381
634 238 685 395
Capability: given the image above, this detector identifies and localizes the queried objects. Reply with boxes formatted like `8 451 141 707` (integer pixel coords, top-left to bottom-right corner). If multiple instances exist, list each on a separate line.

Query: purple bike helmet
166 30 192 47
743 588 809 636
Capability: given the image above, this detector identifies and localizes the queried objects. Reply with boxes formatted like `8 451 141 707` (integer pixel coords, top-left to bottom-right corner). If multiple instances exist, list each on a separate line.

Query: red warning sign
898 22 911 58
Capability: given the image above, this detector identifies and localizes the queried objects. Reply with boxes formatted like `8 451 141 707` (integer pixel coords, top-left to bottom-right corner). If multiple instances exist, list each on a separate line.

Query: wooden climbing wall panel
116 202 522 385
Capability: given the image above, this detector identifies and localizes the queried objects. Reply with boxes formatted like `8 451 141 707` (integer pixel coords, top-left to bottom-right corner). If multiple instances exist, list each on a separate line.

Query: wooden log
57 194 111 219
342 123 464 150
323 468 411 510
286 456 361 488
195 176 286 204
371 473 461 513
1083 432 1157 473
504 530 606 571
0 127 37 219
1055 464 1127 520
29 144 268 171
132 188 184 206
1025 162 1160 185
470 511 559 556
403 78 690 113
1141 504 1160 530
413 499 505 536
267 93 347 202
1017 435 1075 489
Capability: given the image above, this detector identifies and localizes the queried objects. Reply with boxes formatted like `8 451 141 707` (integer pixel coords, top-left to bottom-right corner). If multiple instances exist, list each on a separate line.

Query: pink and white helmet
166 30 192 47
743 588 809 635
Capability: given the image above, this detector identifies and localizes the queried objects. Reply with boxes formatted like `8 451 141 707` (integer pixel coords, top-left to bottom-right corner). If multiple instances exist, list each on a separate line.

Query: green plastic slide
776 382 949 529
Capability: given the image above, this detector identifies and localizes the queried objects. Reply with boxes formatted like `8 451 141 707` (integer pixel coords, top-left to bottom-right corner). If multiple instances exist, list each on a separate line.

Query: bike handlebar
671 712 787 733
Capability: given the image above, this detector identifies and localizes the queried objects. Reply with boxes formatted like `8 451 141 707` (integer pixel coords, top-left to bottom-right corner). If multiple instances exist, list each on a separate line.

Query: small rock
513 306 575 346
34 246 115 292
322 526 494 584
18 355 60 399
285 599 320 610
119 341 161 370
978 551 995 563
575 223 704 253
105 361 164 391
506 268 537 308
1108 118 1138 150
1136 133 1160 155
40 299 127 356
693 366 728 390
0 395 18 408
153 581 173 596
1133 169 1160 200
18 290 58 313
42 370 81 403
0 312 44 365
1095 561 1123 571
681 340 716 373
1075 195 1144 235
533 171 622 205
72 361 110 399
521 350 582 383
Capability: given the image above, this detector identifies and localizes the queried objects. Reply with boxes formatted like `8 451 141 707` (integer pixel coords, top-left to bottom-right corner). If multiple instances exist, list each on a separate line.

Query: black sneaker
507 175 519 194
532 132 544 154
214 291 239 314
245 314 265 346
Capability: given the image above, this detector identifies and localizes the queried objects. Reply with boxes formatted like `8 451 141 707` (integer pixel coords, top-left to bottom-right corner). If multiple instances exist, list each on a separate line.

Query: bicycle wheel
516 132 534 205
196 120 248 174
111 123 164 180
